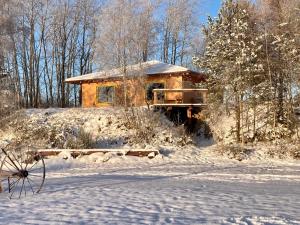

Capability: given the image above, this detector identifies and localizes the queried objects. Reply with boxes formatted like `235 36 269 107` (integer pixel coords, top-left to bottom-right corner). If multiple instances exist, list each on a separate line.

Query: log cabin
65 60 208 110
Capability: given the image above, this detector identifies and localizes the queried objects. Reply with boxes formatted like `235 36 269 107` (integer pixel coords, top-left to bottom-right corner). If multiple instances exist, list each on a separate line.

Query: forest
194 0 300 145
1 1 300 223
0 0 299 147
0 0 203 108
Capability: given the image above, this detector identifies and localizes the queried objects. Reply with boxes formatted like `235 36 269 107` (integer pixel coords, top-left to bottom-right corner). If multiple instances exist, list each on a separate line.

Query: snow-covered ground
0 157 299 225
0 108 299 224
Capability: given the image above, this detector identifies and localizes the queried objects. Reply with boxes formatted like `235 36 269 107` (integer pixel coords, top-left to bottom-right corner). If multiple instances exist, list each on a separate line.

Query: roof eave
65 70 206 84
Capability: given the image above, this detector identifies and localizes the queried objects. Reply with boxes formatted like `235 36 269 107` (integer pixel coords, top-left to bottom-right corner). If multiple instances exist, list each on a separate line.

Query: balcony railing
0 69 9 79
152 88 208 107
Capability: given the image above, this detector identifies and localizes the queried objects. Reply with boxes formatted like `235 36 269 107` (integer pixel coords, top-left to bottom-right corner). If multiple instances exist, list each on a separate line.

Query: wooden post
202 90 208 104
79 83 82 107
153 91 158 104
187 106 193 119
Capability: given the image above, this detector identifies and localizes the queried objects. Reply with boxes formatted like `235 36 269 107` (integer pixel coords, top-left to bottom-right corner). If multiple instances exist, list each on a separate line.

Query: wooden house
65 60 208 108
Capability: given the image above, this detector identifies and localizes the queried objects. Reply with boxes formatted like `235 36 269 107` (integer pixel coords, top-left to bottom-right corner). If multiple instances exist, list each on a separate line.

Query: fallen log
35 149 159 159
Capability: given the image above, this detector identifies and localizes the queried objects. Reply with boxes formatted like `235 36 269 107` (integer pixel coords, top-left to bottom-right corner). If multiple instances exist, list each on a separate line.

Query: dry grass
215 144 254 161
66 128 95 149
290 147 300 159
121 107 194 146
267 141 300 160
122 107 163 144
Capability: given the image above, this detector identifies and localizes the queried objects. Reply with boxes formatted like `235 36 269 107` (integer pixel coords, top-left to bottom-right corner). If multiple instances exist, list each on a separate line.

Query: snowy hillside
1 108 300 224
1 108 192 148
0 108 299 164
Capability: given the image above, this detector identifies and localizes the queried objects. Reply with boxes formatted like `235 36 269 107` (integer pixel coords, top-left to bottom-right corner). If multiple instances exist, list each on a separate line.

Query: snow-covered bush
0 108 197 150
122 107 158 144
215 144 253 161
266 140 300 160
121 107 191 146
290 146 300 159
65 128 95 149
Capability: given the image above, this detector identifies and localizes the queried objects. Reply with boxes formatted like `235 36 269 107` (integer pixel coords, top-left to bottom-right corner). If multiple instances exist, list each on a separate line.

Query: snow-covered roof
65 60 201 83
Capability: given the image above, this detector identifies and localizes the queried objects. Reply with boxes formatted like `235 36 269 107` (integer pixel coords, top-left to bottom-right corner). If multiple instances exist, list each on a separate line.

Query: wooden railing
152 88 208 107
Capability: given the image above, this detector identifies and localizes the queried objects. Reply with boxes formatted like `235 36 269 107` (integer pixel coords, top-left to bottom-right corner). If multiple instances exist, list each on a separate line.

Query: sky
199 0 223 24
155 0 223 25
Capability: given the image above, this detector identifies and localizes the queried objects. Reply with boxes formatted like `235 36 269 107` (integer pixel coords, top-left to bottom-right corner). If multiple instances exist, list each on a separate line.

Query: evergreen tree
194 0 263 143
194 0 300 143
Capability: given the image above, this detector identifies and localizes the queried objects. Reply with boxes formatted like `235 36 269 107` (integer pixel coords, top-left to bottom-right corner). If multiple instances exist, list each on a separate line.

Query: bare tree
2 0 205 108
160 0 200 66
2 0 98 108
95 0 158 107
95 0 158 69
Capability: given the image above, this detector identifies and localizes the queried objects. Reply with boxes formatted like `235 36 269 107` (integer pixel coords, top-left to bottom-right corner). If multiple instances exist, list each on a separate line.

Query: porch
152 88 208 107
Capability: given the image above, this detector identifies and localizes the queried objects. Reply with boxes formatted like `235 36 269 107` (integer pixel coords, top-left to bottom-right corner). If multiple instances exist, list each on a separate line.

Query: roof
65 60 202 84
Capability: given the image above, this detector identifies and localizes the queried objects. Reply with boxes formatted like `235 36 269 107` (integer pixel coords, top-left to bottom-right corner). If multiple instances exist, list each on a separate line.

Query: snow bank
1 107 299 166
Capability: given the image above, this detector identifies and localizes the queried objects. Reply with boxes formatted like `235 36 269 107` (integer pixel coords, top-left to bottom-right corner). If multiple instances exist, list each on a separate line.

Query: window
97 86 115 103
146 83 165 101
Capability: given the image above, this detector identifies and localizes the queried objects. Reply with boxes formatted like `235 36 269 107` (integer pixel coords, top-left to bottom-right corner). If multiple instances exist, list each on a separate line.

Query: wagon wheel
0 147 46 199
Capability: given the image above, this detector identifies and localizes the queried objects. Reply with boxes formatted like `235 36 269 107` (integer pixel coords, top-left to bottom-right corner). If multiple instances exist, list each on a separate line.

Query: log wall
81 73 199 107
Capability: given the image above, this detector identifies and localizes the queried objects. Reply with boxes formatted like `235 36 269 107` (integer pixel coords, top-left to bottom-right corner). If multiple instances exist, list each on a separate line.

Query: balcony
152 88 208 107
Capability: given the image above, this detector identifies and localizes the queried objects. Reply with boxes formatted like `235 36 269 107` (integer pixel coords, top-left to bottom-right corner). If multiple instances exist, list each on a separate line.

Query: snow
65 60 201 83
0 107 198 152
1 108 300 224
0 158 299 224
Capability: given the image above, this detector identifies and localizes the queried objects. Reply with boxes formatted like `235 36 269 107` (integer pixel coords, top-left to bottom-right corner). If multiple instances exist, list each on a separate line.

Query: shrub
65 128 94 149
266 140 300 160
122 107 161 144
216 144 253 161
290 146 300 159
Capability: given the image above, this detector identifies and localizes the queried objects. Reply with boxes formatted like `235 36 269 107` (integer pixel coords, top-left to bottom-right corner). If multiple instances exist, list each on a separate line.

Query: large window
146 83 165 101
97 86 115 103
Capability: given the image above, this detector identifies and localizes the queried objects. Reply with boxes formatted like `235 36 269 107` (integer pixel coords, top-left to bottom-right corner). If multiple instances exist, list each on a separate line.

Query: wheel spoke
27 177 39 189
11 151 23 171
1 150 45 198
19 178 25 198
1 149 20 171
20 151 25 169
24 179 27 197
3 162 16 173
0 169 13 174
26 177 35 194
24 152 31 170
29 174 43 178
28 167 43 173
8 177 19 188
4 177 19 193
9 178 21 199
4 158 19 171
28 159 39 171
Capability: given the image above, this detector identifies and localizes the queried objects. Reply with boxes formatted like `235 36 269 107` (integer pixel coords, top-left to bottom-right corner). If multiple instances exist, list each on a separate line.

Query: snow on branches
193 0 300 144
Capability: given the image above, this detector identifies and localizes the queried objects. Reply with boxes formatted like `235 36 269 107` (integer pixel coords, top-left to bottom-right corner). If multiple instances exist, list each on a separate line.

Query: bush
290 147 300 159
216 144 253 161
122 107 162 144
65 128 95 149
121 107 194 147
267 142 300 160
